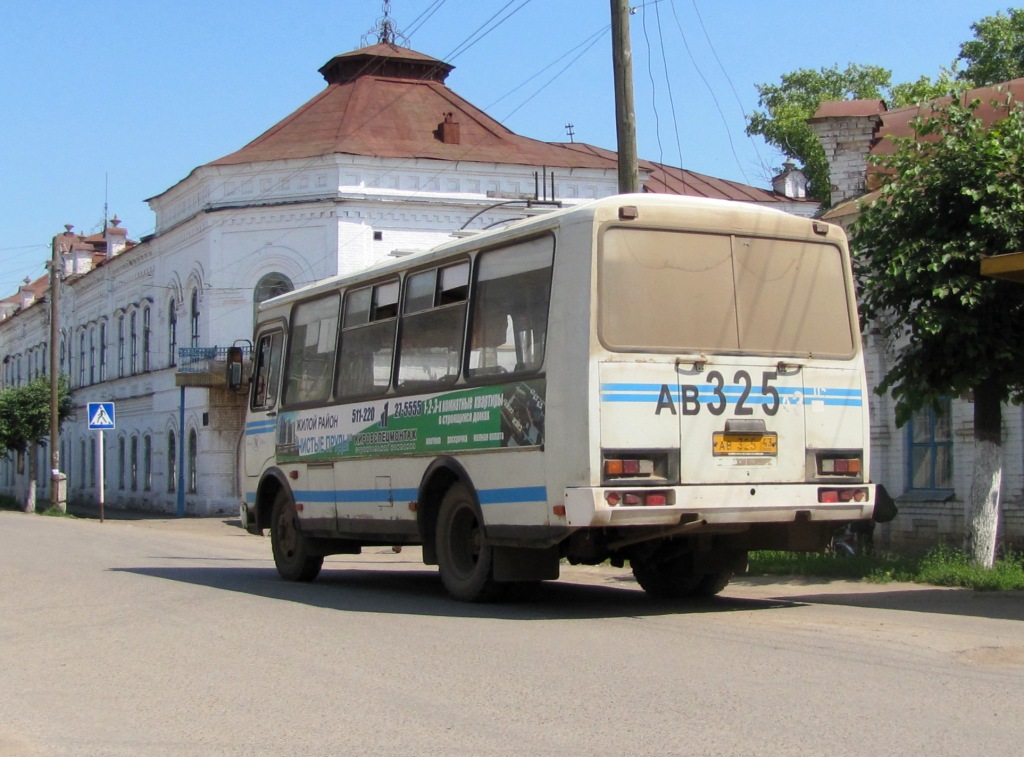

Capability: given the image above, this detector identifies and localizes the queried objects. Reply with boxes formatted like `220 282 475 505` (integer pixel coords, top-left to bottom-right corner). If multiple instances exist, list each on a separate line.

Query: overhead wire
688 0 770 178
666 0 751 185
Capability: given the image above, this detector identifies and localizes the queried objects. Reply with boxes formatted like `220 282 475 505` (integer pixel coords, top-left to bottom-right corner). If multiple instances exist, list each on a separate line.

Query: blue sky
0 0 1014 298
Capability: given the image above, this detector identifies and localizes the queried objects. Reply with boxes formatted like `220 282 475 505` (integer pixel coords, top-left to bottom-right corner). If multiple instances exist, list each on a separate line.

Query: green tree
0 376 74 512
746 64 892 204
851 96 1024 567
888 70 962 107
957 8 1024 86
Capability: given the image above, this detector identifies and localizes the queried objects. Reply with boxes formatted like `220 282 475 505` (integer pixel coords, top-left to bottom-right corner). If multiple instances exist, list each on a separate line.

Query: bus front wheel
436 484 503 602
270 490 323 582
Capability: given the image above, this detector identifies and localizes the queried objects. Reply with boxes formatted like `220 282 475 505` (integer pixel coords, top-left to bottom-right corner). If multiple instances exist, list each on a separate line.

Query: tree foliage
957 8 1024 86
0 376 74 455
850 96 1024 427
746 64 892 203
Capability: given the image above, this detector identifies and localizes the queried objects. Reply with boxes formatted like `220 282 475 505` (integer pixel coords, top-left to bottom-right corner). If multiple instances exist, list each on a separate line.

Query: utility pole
49 230 66 512
611 0 639 194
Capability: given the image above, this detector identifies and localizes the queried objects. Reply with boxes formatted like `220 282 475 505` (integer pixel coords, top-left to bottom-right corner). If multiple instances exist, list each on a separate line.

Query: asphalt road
1 510 1022 756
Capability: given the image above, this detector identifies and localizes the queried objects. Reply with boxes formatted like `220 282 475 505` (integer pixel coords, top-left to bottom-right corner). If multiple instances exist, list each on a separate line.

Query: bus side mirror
226 346 244 391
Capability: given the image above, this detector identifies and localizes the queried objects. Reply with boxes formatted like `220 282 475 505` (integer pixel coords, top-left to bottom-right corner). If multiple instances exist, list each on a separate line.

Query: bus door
245 329 284 479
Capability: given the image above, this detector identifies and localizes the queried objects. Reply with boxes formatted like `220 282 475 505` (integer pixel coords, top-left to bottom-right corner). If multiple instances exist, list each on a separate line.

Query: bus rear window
598 228 855 357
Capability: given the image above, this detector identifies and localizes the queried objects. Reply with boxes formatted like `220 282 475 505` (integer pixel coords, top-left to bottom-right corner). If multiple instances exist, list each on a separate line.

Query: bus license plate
712 432 778 456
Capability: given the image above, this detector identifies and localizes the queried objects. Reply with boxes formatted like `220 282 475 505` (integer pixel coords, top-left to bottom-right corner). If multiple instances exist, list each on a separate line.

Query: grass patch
39 506 77 519
0 496 78 518
748 547 1024 591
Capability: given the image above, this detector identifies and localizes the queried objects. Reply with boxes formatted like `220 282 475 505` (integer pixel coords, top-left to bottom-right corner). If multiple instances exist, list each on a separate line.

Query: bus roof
257 194 837 312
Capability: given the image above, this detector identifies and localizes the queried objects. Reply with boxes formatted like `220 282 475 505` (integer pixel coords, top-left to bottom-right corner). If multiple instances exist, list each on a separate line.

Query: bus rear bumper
563 484 875 529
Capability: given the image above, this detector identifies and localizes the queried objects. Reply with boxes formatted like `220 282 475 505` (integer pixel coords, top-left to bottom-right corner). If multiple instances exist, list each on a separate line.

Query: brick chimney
808 100 886 206
437 112 460 145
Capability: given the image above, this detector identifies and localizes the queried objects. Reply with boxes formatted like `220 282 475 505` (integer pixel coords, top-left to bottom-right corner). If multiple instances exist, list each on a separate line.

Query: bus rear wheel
692 571 732 597
436 484 504 602
270 490 323 582
631 556 703 599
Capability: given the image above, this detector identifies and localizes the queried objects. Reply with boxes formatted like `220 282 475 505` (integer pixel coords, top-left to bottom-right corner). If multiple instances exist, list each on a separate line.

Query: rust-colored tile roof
871 77 1024 156
211 43 616 170
864 78 1024 189
643 160 807 203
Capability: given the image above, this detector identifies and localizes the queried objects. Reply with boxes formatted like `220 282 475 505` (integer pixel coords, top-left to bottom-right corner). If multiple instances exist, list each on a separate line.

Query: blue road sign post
87 403 115 522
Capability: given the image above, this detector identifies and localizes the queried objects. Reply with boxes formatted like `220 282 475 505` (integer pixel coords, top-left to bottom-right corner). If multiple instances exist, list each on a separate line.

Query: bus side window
337 280 398 398
282 296 339 406
252 331 283 411
396 262 469 389
468 238 554 378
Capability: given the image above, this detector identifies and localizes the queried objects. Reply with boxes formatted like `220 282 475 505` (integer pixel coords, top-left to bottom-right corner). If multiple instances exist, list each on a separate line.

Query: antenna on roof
362 0 410 47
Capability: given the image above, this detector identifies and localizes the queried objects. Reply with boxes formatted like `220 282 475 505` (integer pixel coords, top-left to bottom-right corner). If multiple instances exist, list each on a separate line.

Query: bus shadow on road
111 563 802 621
762 586 1024 622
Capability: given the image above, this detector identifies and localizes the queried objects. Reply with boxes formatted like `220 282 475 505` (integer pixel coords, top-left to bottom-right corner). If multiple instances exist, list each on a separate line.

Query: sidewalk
66 501 247 536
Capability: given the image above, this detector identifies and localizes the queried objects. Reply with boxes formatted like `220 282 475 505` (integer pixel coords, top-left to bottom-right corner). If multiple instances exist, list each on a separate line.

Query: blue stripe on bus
477 486 548 504
600 383 862 407
282 485 548 506
245 420 276 436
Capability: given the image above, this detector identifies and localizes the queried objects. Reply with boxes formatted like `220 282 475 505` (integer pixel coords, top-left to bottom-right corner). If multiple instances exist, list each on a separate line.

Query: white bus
239 193 879 601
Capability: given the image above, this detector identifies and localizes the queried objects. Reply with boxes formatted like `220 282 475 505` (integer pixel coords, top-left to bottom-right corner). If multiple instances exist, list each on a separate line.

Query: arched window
190 289 200 348
88 327 96 384
130 312 138 374
168 298 177 367
253 272 294 323
142 306 151 372
167 431 176 493
117 437 126 490
78 333 86 386
143 435 152 491
187 429 198 493
99 322 107 381
118 315 125 377
130 436 139 491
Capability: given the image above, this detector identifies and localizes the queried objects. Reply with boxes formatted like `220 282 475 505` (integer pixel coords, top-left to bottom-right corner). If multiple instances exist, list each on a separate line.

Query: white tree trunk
23 478 36 514
964 439 1001 569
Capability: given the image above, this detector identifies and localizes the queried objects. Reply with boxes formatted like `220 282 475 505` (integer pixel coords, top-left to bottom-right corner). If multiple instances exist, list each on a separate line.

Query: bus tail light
816 453 863 479
818 487 868 503
605 490 673 507
602 451 673 483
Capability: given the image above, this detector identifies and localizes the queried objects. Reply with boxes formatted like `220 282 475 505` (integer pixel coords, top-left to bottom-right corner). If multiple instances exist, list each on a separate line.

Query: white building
0 41 811 515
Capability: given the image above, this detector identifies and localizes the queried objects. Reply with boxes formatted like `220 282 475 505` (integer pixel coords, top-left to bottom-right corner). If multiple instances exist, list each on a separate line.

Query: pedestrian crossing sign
87 402 116 430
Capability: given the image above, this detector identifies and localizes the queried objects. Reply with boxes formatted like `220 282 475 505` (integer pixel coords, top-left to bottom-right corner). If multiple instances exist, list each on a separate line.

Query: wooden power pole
611 0 639 194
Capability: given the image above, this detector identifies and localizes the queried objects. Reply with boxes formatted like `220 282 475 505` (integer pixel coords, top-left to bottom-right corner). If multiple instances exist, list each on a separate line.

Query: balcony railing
175 345 250 387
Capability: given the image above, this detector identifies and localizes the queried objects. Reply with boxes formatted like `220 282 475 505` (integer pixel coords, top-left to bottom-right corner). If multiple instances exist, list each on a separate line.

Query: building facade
0 42 811 515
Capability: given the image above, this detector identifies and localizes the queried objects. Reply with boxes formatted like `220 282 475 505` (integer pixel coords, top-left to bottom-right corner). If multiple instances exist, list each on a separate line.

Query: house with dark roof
809 79 1024 552
0 40 814 514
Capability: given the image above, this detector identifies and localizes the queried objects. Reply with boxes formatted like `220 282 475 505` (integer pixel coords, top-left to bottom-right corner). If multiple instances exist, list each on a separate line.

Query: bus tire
631 556 702 599
692 571 732 597
436 484 503 602
270 490 323 582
